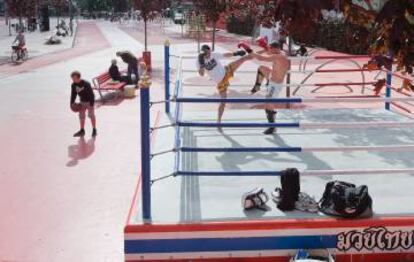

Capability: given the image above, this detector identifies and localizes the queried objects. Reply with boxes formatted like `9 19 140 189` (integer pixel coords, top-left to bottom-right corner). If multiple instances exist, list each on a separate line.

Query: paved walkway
0 18 77 65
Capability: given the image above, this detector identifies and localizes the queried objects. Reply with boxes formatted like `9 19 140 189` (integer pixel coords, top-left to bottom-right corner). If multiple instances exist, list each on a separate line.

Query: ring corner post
385 71 392 111
139 74 152 223
164 39 171 114
286 59 292 109
385 54 393 111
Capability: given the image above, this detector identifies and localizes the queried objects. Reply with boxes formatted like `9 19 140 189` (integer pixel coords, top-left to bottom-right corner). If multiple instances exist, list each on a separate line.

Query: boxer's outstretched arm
223 52 235 58
251 53 275 62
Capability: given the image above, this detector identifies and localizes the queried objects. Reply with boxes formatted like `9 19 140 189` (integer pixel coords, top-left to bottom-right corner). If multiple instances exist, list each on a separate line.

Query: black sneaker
73 129 85 137
263 127 276 135
251 84 261 94
92 128 97 137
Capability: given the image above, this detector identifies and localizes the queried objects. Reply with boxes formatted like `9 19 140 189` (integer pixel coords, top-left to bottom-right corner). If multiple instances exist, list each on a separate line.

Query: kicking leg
227 54 252 73
252 65 271 94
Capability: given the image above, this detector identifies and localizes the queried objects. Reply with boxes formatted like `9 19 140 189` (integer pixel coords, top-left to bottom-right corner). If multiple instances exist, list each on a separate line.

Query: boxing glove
237 42 253 54
233 50 246 56
255 37 268 49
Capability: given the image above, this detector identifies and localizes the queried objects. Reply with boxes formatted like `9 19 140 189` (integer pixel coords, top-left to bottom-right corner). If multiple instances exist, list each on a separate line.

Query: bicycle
11 46 28 63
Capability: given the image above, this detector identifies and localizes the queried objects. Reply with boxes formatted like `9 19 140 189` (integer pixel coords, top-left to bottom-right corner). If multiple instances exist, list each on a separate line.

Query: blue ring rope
178 121 300 128
175 97 303 103
176 171 285 176
180 147 302 153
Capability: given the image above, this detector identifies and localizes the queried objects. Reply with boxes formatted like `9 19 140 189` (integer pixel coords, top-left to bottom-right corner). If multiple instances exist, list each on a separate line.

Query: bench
92 72 127 101
92 56 148 101
187 28 214 39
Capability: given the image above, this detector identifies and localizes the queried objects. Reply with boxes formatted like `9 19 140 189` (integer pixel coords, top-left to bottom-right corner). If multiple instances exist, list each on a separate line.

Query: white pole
300 122 414 129
302 168 414 176
303 145 414 152
301 97 414 103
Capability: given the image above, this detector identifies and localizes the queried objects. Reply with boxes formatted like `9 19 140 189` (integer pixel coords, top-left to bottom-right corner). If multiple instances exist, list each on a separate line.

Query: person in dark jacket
109 59 122 81
70 71 97 137
116 51 139 84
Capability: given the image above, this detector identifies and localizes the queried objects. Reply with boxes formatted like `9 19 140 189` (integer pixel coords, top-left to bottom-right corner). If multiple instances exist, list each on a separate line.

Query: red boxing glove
255 37 268 49
237 42 253 54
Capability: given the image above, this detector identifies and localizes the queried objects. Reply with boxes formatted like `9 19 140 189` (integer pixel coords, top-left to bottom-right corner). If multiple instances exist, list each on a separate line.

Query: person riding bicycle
12 30 26 61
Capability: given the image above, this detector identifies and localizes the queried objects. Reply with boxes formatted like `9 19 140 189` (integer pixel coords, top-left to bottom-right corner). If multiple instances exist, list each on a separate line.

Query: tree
345 0 414 74
229 0 333 45
193 0 229 51
5 0 39 26
229 0 414 74
132 0 164 51
77 0 110 13
114 0 130 13
51 0 68 23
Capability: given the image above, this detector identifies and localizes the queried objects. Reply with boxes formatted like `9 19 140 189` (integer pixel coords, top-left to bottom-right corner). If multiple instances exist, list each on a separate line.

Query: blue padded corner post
385 53 393 110
164 40 171 114
385 70 392 110
140 77 151 222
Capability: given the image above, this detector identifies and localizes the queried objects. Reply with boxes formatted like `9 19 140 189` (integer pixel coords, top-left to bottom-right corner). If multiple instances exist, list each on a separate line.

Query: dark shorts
79 102 95 119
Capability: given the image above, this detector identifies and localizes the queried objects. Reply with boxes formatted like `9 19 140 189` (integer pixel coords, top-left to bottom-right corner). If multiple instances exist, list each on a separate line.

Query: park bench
92 56 149 101
187 28 214 39
92 72 127 101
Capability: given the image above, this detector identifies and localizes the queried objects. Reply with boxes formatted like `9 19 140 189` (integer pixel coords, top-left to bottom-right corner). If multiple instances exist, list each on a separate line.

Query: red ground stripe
315 95 379 99
381 69 413 83
391 102 412 114
125 216 414 233
316 68 372 73
315 82 376 87
314 55 370 60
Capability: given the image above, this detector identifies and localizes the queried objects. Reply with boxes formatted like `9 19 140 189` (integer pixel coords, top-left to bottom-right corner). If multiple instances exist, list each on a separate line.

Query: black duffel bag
277 168 300 211
319 181 373 218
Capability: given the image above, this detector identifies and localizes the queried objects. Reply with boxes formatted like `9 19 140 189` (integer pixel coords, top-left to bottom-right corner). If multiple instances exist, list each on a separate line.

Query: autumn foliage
5 0 39 18
224 0 414 74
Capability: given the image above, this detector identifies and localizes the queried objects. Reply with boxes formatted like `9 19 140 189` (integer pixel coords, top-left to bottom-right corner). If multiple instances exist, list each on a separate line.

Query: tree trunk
144 19 148 51
197 17 201 53
19 15 22 31
212 21 217 51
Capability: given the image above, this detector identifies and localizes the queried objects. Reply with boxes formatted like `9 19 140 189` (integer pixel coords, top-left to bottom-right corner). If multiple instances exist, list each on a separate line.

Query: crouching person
70 71 97 137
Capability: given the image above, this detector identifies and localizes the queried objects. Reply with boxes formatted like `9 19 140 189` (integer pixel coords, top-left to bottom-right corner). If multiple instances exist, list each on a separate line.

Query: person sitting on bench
109 59 129 83
109 59 122 81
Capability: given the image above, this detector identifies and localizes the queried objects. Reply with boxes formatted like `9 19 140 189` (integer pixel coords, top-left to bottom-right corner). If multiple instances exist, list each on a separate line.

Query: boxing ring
124 42 414 261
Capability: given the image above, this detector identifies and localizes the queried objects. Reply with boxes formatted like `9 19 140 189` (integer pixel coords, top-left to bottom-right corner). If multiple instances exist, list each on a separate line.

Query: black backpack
277 168 300 211
319 181 373 218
